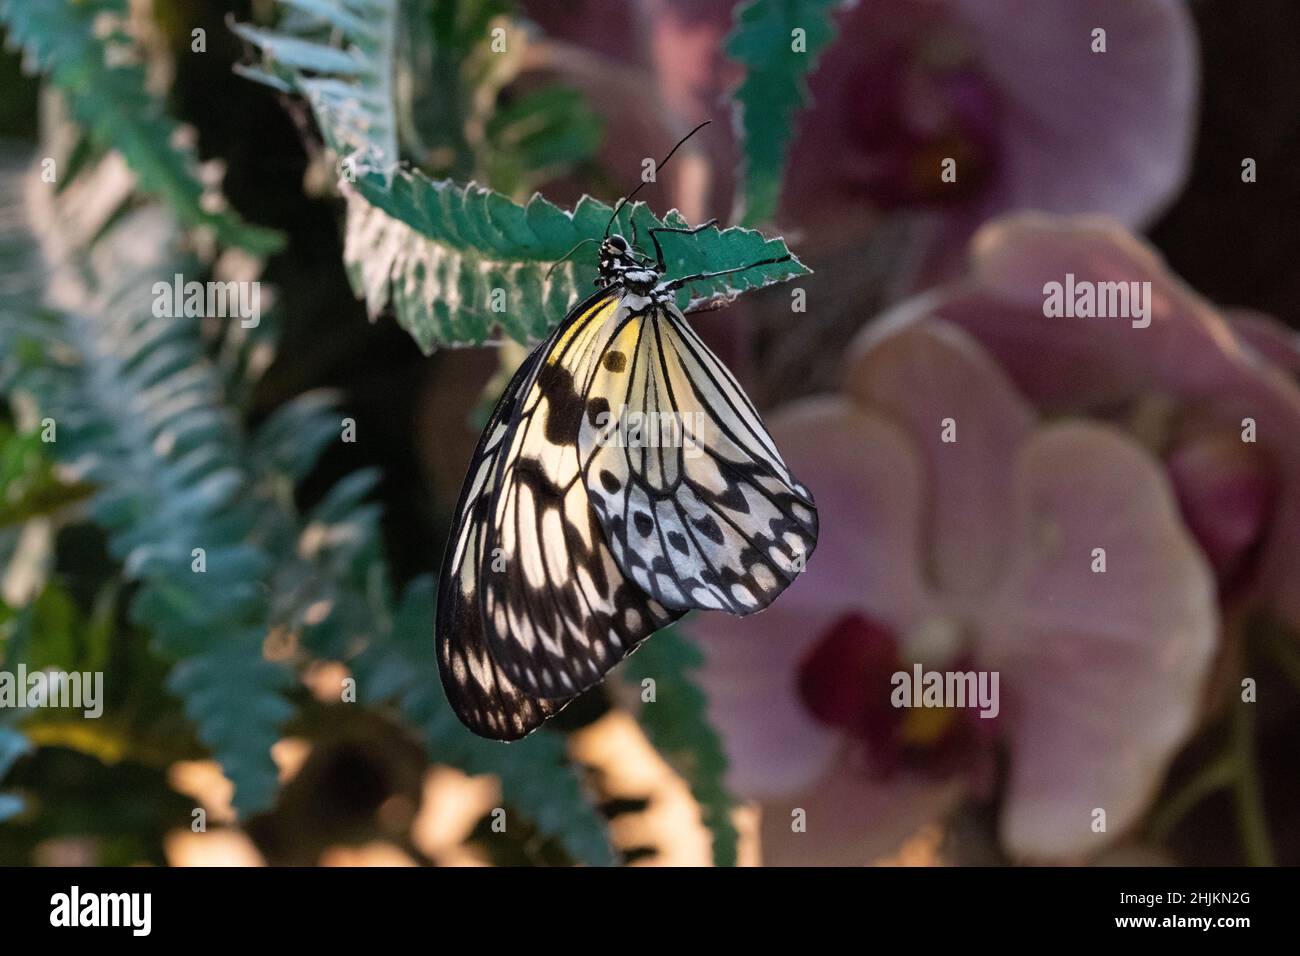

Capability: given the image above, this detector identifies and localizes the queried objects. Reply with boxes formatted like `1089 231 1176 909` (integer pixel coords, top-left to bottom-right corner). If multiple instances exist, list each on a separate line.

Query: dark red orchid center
797 613 997 781
797 612 901 732
841 32 1001 209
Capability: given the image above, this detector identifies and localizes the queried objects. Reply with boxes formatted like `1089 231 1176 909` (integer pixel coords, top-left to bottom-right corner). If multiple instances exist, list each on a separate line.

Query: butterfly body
437 229 818 740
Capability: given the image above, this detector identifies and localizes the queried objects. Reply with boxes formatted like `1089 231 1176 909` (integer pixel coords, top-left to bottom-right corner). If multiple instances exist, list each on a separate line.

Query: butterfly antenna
605 120 711 239
546 238 600 280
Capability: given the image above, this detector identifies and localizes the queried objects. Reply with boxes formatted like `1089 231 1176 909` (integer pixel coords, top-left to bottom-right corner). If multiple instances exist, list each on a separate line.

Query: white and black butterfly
437 146 818 740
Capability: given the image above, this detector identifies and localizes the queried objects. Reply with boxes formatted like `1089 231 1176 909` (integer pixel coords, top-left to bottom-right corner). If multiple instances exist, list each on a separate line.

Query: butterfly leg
647 218 720 271
662 254 793 292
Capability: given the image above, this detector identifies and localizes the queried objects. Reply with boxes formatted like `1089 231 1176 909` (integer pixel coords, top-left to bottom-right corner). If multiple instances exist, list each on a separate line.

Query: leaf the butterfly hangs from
436 226 818 740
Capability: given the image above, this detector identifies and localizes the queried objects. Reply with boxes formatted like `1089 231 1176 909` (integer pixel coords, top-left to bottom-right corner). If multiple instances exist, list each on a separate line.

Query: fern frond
231 0 399 166
622 628 740 866
250 389 347 483
6 109 621 852
0 0 284 254
12 193 295 816
726 0 843 225
350 577 616 866
345 166 808 351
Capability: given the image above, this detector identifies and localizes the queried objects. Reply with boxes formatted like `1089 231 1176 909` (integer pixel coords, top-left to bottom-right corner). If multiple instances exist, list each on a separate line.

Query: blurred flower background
1 0 1298 866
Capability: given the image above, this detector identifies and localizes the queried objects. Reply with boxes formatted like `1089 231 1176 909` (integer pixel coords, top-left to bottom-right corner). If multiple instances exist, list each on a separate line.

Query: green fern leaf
165 637 296 813
250 390 347 483
12 197 295 816
727 0 843 225
623 627 740 866
229 0 398 165
352 577 616 866
347 164 809 351
0 0 283 254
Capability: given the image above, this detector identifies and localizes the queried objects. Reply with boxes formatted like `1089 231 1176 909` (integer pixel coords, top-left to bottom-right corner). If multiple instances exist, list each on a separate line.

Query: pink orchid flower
898 213 1300 630
779 0 1197 237
685 318 1217 863
637 0 1197 278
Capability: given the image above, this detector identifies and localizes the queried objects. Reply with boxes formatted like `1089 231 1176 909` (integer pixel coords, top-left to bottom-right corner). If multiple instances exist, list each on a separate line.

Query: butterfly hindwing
578 298 818 615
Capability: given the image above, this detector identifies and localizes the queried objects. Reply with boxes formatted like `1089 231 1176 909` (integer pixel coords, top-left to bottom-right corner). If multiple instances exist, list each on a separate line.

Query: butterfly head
598 234 660 293
598 234 634 272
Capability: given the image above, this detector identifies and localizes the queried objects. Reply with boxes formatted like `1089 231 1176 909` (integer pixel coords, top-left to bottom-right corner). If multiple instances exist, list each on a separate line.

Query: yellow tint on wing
546 294 621 365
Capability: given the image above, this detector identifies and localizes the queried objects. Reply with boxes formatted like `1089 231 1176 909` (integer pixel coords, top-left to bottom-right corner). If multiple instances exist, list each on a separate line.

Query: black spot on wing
693 513 725 545
716 481 750 514
586 395 610 428
537 361 586 444
634 511 654 536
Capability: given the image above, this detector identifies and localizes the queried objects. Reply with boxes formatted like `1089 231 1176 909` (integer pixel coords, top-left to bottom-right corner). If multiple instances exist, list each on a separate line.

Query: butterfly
436 137 818 740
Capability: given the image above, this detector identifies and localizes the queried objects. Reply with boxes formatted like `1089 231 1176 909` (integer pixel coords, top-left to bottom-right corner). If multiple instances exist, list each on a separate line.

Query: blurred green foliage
728 0 841 224
622 629 740 866
0 0 283 253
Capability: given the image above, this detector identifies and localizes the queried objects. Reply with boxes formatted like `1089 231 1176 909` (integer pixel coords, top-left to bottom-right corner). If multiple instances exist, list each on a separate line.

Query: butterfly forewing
436 340 574 740
475 292 682 707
